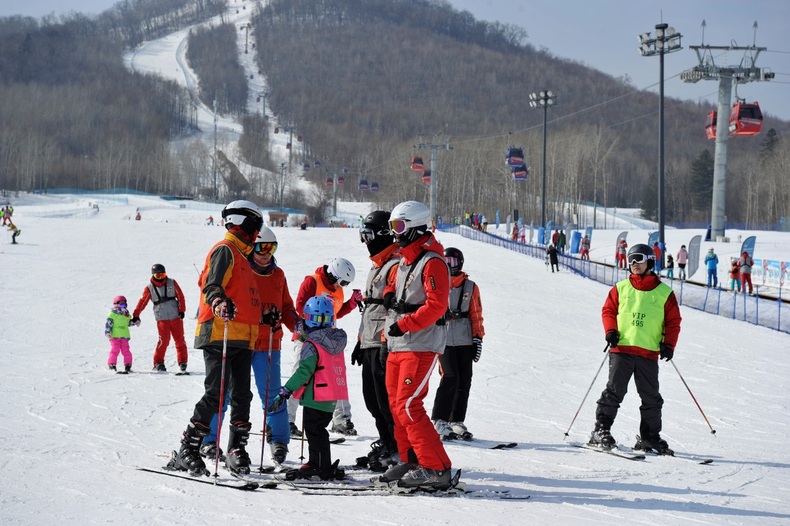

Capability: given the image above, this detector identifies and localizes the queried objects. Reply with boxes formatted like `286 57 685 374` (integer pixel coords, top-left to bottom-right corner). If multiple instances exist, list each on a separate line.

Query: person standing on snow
201 226 299 466
588 243 681 455
351 210 401 472
580 235 591 261
738 251 755 295
547 243 560 272
131 263 188 373
431 247 485 441
705 248 719 288
288 257 362 437
676 245 688 280
105 295 134 373
377 200 453 490
169 200 263 476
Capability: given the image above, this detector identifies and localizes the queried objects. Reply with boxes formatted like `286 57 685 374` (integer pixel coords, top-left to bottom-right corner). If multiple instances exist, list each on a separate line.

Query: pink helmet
113 295 127 304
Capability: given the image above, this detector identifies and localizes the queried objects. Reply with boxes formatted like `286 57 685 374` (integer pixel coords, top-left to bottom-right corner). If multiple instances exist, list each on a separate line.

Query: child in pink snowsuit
106 295 134 373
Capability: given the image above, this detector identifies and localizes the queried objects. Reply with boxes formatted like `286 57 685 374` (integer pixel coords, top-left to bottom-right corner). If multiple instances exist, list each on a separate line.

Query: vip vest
615 280 673 352
359 258 400 348
445 279 475 347
108 311 131 339
293 339 348 402
148 278 180 321
313 273 345 316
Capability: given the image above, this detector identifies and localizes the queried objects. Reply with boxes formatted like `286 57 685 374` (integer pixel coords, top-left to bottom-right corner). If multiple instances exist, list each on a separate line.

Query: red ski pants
740 273 753 294
386 351 451 471
154 318 188 365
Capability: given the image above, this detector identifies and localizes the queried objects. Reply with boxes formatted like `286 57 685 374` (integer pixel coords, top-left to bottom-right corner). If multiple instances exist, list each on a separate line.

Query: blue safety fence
445 225 789 334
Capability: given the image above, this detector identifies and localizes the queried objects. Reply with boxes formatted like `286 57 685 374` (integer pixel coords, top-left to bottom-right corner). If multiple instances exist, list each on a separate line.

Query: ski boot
199 441 225 461
124 363 132 373
449 422 473 440
397 465 452 489
270 442 288 464
285 460 344 481
588 423 615 449
434 419 457 440
289 422 302 438
175 421 210 475
330 420 357 436
634 435 674 456
225 421 252 475
153 362 167 372
108 364 117 372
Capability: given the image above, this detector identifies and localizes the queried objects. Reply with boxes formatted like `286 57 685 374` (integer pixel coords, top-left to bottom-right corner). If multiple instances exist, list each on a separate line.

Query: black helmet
360 210 394 255
151 263 166 274
627 243 655 270
444 247 464 276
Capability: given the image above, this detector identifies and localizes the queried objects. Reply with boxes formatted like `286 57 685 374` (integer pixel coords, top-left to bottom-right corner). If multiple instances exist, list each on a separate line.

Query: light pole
529 90 556 228
278 162 286 212
639 23 682 256
241 23 251 54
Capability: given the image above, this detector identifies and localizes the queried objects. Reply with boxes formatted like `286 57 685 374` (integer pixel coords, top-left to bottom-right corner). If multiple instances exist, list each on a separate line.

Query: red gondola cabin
411 156 424 171
705 110 717 140
512 164 529 181
422 169 431 183
728 101 763 137
506 147 525 167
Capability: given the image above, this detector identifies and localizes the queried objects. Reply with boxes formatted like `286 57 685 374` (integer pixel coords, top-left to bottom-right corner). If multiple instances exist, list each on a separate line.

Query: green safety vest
615 279 672 352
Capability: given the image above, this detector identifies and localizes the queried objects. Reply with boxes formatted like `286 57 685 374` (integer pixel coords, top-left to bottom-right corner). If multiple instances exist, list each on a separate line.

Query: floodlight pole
529 91 556 228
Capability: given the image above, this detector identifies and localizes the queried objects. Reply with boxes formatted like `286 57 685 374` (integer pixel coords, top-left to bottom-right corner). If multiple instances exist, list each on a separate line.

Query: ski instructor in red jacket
377 200 453 490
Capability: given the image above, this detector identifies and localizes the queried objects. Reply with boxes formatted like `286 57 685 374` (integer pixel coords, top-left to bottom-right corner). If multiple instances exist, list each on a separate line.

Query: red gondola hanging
422 169 431 183
411 156 424 171
325 176 333 187
505 146 525 167
512 164 529 181
370 182 379 192
358 179 369 191
337 175 345 185
286 142 292 150
705 110 717 140
728 101 763 137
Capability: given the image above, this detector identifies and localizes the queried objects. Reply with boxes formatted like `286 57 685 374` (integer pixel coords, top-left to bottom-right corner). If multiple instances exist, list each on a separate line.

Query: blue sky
2 0 788 121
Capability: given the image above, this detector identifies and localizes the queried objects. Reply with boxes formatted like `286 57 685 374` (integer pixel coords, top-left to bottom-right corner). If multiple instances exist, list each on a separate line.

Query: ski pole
213 320 229 482
563 343 610 439
258 330 274 472
670 360 717 434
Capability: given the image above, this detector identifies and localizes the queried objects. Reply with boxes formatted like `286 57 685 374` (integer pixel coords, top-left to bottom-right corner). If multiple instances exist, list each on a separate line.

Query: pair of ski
573 443 713 464
139 451 278 491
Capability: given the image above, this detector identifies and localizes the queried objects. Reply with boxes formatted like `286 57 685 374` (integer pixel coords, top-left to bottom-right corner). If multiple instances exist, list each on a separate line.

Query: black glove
659 343 674 361
388 322 404 337
383 292 396 310
605 330 620 347
261 306 281 328
472 337 482 363
351 341 363 366
378 343 389 372
131 316 141 325
178 312 185 319
268 387 292 412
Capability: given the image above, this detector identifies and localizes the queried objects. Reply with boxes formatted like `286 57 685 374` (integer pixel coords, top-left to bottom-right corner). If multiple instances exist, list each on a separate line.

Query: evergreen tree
690 149 714 214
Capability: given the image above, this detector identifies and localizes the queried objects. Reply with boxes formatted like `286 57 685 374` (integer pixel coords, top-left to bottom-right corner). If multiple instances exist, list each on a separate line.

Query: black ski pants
191 345 253 427
361 346 396 451
303 406 333 469
595 352 663 439
431 345 475 423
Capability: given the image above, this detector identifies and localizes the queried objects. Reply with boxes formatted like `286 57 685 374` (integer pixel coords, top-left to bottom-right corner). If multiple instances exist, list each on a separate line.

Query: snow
1 192 790 525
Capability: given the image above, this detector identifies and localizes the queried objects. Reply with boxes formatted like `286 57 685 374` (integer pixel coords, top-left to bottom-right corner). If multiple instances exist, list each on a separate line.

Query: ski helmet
444 247 464 276
151 263 166 274
327 257 355 287
253 226 278 256
360 210 393 255
302 296 335 328
113 295 127 305
627 243 655 270
222 200 263 236
389 200 430 247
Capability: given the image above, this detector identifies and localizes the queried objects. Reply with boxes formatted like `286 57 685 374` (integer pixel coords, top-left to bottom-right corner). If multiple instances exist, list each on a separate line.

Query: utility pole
681 20 774 240
417 141 451 223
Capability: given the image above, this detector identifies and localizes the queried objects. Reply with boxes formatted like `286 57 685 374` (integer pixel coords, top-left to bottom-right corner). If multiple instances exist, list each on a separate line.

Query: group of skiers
105 198 488 490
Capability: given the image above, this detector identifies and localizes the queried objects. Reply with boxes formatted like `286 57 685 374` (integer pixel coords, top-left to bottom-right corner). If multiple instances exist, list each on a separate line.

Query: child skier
665 253 675 280
268 296 348 481
729 258 741 292
105 295 134 373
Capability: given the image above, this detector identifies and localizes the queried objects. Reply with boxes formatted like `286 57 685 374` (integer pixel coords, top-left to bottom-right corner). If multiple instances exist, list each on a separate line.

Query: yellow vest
615 280 672 352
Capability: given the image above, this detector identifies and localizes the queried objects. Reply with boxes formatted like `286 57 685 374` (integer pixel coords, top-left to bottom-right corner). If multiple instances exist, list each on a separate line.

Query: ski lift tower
681 20 774 240
417 140 452 223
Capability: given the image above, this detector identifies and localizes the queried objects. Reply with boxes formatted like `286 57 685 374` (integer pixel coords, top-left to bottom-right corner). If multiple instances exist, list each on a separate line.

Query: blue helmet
303 296 335 328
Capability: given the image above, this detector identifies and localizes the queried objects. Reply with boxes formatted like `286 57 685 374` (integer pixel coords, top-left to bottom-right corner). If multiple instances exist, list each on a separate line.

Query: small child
7 222 20 244
268 296 348 481
729 258 741 293
665 254 675 280
106 295 134 373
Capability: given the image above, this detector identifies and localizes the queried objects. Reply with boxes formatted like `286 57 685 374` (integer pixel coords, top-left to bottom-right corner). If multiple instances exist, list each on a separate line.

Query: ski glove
130 316 141 326
268 387 292 412
211 296 236 321
178 312 185 319
659 343 674 361
382 292 396 310
261 306 282 327
351 289 364 311
388 322 405 337
472 337 483 363
351 341 363 366
605 330 620 347
378 343 389 373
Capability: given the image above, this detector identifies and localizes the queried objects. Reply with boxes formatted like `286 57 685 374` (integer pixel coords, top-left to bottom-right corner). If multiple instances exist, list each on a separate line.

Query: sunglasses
388 219 409 235
153 272 166 279
359 227 392 244
254 242 278 255
627 253 654 264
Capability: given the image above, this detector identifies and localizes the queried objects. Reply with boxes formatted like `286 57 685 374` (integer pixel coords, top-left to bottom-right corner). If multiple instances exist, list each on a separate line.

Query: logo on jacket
404 378 412 385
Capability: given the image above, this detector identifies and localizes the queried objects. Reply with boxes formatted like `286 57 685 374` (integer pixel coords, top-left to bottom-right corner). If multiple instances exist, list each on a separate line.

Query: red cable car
411 156 424 171
337 175 345 185
358 179 369 191
370 182 379 192
512 164 529 181
506 147 525 167
422 169 431 183
286 142 292 150
728 101 763 137
705 110 717 140
325 177 333 187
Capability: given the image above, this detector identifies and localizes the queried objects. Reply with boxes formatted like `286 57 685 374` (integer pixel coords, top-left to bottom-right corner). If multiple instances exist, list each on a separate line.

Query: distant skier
105 295 134 374
704 248 719 288
738 251 754 295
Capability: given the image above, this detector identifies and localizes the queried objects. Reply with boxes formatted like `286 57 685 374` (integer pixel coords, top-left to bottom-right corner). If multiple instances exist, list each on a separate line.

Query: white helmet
222 200 263 235
255 225 277 244
390 200 430 246
327 257 355 286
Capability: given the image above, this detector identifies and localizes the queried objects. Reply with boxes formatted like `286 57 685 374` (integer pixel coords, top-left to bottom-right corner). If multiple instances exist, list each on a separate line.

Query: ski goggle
359 227 391 244
445 256 461 269
115 302 127 308
303 311 334 327
254 242 278 255
627 253 654 264
388 219 409 235
153 272 166 279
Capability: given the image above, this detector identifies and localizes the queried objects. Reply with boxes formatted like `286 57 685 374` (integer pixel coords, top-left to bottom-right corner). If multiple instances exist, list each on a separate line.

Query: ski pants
205 349 289 446
741 273 753 294
108 338 132 367
386 351 451 471
707 268 718 288
678 264 686 280
595 352 663 440
361 346 396 451
154 318 189 366
304 406 334 469
191 345 253 428
431 345 475 424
